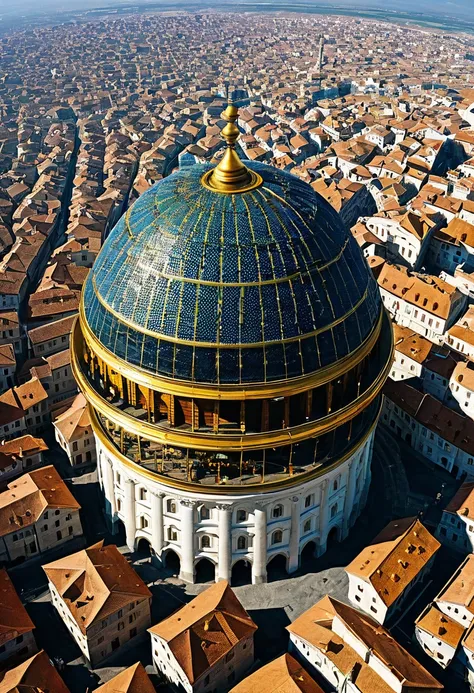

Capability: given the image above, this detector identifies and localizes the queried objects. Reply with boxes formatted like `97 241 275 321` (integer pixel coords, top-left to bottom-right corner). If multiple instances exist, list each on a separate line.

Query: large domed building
71 104 393 585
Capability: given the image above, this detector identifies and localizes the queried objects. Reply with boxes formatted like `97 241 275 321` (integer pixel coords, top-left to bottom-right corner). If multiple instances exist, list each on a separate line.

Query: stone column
124 478 136 552
179 500 195 583
102 457 117 532
252 505 267 585
288 496 301 574
342 460 357 539
217 504 232 582
318 479 329 556
151 492 164 560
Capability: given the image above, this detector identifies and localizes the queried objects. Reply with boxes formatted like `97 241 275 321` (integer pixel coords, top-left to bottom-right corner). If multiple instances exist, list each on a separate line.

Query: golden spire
201 100 263 194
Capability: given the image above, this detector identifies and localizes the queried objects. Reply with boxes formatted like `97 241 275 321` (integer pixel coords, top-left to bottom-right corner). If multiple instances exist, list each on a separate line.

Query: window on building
272 504 283 519
226 651 235 663
304 495 312 508
167 499 176 514
333 479 338 492
237 509 247 522
139 488 147 501
140 516 148 529
200 506 210 520
237 536 247 550
168 527 178 542
303 519 311 533
330 504 338 519
201 535 211 549
271 530 283 545
56 530 62 541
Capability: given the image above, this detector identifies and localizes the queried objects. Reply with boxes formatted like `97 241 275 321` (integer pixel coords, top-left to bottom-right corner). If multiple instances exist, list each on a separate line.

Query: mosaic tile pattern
83 162 381 384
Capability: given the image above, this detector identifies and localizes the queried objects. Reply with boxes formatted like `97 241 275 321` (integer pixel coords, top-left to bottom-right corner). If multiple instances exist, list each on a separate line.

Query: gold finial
201 100 263 194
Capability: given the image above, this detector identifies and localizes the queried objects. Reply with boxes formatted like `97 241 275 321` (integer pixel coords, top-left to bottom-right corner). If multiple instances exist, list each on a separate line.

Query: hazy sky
0 0 471 19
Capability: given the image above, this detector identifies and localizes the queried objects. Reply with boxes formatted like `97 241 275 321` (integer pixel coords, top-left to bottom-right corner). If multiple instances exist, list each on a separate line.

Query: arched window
237 536 247 550
272 504 283 519
139 488 147 501
237 509 247 522
330 504 338 519
333 479 338 492
200 506 210 521
117 498 122 512
168 526 178 542
201 535 211 549
304 495 312 508
272 530 283 545
303 519 311 533
167 499 176 514
140 516 148 529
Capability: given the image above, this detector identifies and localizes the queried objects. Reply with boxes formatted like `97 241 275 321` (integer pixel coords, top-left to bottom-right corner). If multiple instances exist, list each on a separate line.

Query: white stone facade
95 431 375 584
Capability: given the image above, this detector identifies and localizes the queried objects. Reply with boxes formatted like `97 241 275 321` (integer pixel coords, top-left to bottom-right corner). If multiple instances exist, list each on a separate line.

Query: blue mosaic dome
82 161 382 385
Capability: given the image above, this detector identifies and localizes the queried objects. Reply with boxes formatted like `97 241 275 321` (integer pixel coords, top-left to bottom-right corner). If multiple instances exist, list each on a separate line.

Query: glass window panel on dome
221 245 239 283
238 245 258 283
268 244 285 278
261 285 283 343
241 286 264 343
276 284 299 339
176 283 197 341
156 341 175 377
291 280 316 333
300 336 321 374
218 350 240 384
316 329 338 368
240 348 265 383
304 272 334 326
255 246 273 281
220 286 241 344
124 328 142 367
162 281 181 336
200 245 220 283
147 277 170 332
265 343 287 380
284 341 304 378
183 240 202 280
193 347 217 383
174 345 193 380
331 321 351 359
142 336 158 371
195 286 218 342
321 271 351 316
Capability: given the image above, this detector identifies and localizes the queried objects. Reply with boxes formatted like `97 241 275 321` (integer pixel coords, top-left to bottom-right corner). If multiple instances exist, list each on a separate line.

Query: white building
53 393 97 468
346 517 440 625
436 483 474 553
378 263 466 345
44 541 151 668
415 603 465 671
427 217 474 276
149 581 256 693
445 305 474 360
287 595 443 693
361 211 435 269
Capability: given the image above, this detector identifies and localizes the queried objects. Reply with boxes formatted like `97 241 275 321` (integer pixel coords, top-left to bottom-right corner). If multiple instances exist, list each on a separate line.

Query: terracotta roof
445 482 474 520
0 344 15 368
53 393 91 443
43 541 151 634
13 377 48 411
95 662 155 693
436 554 474 616
378 263 457 319
229 653 324 693
149 581 257 684
393 324 433 364
0 650 70 693
416 604 464 650
0 434 48 458
0 569 35 647
0 466 80 538
28 314 75 345
287 596 442 692
346 518 440 607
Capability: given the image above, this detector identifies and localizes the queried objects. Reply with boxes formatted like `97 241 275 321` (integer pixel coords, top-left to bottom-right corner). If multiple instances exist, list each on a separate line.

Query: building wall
415 625 456 669
55 427 97 467
0 509 82 565
95 430 375 584
436 511 473 554
152 632 254 693
50 582 151 667
0 630 37 667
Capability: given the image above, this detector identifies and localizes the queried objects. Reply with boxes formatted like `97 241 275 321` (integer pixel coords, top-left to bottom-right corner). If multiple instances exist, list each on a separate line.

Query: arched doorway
195 558 216 583
267 554 288 582
136 537 151 556
326 526 340 549
300 540 317 564
163 549 180 576
231 560 252 586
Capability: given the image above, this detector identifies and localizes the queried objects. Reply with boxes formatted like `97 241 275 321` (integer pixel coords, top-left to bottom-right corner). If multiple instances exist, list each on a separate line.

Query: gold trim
90 274 371 349
90 400 382 494
71 327 393 452
76 307 389 400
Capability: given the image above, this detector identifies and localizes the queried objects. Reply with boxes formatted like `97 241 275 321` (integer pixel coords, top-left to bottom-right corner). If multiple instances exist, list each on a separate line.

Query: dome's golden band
71 319 392 452
88 273 371 349
89 400 381 495
76 304 388 400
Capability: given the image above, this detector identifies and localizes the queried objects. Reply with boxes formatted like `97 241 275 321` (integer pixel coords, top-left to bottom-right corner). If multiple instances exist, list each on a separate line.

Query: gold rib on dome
201 101 263 193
